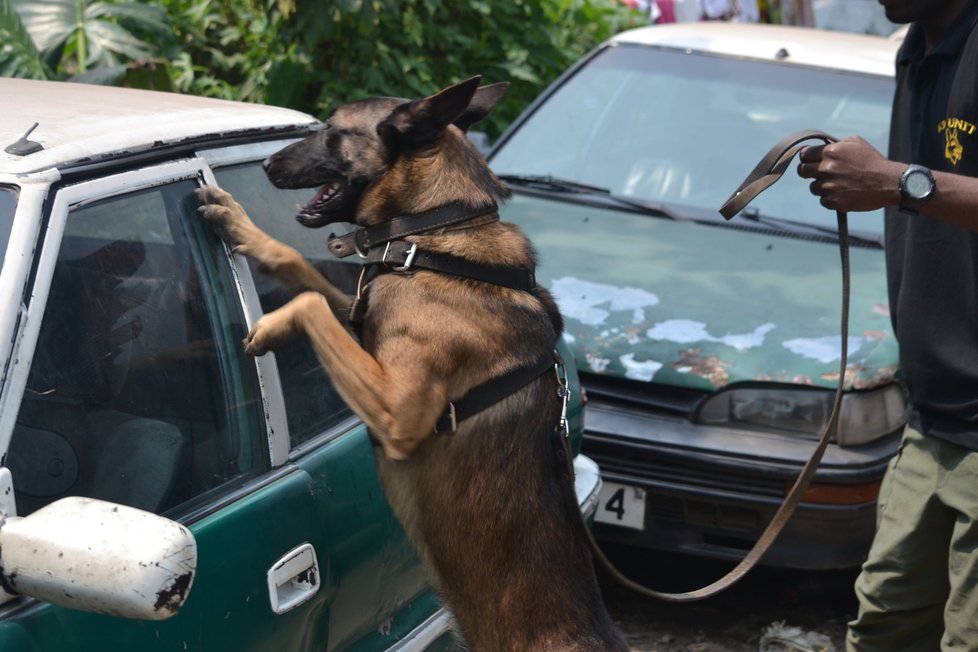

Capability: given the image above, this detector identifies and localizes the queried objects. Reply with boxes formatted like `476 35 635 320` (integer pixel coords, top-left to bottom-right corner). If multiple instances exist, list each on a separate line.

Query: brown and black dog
196 76 627 651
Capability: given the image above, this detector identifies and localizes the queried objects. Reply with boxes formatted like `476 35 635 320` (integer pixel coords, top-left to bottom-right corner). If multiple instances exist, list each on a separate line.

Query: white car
0 77 599 650
489 23 904 570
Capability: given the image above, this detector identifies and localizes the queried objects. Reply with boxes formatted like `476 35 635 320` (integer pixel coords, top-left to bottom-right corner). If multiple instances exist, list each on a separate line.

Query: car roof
1 77 319 176
611 22 900 77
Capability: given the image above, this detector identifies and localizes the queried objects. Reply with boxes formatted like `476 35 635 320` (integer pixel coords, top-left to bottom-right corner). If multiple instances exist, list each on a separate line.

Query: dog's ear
453 82 509 133
378 76 482 148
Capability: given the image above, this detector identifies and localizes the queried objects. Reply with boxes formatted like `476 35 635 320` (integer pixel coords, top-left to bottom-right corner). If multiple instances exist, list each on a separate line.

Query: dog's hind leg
196 185 352 321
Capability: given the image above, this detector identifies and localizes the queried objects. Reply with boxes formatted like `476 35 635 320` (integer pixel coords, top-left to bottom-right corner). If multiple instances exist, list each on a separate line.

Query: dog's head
264 76 508 228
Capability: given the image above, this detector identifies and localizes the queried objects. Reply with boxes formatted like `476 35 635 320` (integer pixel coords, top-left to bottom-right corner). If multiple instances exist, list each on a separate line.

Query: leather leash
575 129 851 601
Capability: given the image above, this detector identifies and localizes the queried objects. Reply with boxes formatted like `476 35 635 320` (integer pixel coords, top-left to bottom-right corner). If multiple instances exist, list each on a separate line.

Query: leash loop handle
584 129 850 602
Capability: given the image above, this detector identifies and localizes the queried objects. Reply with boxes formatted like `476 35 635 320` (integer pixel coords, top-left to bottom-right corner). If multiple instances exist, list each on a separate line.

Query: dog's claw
243 332 266 357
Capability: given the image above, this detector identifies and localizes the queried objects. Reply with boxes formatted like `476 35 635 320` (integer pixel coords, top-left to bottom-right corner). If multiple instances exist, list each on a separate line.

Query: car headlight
695 384 906 447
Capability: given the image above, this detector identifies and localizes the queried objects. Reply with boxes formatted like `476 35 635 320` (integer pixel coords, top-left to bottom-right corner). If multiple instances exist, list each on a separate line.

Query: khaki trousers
847 426 978 651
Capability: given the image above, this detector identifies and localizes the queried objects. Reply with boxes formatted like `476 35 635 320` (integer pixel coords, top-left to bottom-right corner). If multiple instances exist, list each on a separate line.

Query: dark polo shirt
885 0 978 449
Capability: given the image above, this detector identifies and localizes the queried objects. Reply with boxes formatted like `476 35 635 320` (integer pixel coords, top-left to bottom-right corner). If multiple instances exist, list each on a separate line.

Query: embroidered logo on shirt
937 118 975 166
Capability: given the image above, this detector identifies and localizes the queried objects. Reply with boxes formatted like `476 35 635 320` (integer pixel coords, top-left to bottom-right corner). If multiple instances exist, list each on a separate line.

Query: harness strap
328 202 499 258
581 129 851 602
338 201 555 433
434 351 558 434
361 240 537 291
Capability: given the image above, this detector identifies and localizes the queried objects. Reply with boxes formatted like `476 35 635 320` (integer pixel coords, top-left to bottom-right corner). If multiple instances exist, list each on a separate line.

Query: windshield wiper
497 174 618 196
737 208 883 247
497 174 687 222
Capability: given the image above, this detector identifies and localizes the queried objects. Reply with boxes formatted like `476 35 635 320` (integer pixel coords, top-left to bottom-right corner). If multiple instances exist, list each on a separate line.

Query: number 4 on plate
594 481 646 530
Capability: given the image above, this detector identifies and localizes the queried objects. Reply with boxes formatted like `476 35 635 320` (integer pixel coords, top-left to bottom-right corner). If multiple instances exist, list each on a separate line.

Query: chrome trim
385 608 455 651
198 161 291 466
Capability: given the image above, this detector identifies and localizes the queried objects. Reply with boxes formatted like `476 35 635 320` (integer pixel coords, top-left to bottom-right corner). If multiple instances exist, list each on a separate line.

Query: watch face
905 170 933 199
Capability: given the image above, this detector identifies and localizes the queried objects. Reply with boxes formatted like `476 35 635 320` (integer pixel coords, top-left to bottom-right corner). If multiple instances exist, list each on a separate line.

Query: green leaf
0 0 49 78
13 0 168 73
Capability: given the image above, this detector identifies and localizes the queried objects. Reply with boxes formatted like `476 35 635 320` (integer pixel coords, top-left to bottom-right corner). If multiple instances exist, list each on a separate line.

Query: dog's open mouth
296 180 344 227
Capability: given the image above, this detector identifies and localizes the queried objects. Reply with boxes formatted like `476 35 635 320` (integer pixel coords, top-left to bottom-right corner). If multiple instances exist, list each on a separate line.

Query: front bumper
583 399 901 570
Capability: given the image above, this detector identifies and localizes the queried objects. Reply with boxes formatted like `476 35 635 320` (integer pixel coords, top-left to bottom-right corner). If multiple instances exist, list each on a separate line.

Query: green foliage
11 0 168 76
3 0 641 137
0 0 50 78
163 0 642 137
291 0 641 136
160 0 311 104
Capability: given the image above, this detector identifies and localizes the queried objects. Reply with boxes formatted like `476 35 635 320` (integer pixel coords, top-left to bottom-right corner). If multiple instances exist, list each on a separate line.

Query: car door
0 159 337 651
202 142 454 651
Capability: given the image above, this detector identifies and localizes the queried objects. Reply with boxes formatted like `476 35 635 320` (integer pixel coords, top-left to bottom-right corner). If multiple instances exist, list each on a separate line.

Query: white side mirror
0 496 197 620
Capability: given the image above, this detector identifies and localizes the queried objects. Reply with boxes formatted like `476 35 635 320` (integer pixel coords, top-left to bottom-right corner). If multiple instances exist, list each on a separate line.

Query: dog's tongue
302 185 333 211
295 181 342 227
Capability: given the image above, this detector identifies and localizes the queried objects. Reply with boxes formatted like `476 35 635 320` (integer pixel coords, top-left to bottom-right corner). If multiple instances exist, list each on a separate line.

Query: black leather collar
327 202 498 259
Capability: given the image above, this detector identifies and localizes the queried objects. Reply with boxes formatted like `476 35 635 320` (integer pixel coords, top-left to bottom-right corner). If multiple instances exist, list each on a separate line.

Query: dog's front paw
243 310 295 356
196 185 260 253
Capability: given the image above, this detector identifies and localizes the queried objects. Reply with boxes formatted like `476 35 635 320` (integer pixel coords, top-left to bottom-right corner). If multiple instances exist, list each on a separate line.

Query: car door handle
267 543 320 614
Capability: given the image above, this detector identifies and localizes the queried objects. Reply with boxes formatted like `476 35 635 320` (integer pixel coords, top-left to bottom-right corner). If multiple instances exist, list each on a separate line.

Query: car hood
503 193 898 392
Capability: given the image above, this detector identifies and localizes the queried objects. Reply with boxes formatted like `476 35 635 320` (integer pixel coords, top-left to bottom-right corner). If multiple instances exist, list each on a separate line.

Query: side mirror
0 496 197 620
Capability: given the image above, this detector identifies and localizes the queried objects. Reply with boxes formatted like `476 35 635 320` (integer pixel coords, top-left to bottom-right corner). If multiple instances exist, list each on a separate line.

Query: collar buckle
383 241 418 272
434 402 457 434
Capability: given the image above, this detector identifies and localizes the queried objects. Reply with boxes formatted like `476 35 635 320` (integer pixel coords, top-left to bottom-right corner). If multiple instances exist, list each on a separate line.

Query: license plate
594 481 646 530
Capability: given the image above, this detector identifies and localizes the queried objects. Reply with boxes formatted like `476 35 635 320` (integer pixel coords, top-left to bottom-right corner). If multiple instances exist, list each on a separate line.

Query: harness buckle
434 402 457 434
554 355 570 439
383 242 418 272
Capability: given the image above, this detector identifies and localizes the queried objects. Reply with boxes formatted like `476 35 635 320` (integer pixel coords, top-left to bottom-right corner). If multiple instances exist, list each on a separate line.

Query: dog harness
326 202 568 435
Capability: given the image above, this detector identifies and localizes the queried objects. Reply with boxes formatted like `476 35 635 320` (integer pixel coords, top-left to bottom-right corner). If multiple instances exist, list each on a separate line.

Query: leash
571 129 851 601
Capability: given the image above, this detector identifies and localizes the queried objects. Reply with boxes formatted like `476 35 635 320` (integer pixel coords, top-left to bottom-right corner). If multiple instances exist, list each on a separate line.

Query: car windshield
491 44 894 235
0 187 15 266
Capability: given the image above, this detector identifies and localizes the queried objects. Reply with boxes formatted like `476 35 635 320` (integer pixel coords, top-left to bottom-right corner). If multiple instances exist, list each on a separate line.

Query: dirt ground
598 544 860 652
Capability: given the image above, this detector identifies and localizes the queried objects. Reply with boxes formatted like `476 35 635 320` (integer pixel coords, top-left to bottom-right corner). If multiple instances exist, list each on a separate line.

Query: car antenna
5 122 44 156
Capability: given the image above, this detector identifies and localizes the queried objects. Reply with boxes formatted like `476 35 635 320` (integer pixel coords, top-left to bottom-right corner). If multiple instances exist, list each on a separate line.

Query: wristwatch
898 164 936 213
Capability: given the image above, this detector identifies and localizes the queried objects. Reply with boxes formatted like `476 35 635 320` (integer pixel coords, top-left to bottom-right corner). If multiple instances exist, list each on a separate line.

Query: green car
488 23 906 570
0 78 597 650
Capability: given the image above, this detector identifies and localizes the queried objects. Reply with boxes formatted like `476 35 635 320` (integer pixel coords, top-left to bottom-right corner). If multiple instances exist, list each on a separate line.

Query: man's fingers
798 144 825 163
797 161 820 179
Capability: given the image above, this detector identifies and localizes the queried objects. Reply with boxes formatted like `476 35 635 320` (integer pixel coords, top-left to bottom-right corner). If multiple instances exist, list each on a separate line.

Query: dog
196 76 628 651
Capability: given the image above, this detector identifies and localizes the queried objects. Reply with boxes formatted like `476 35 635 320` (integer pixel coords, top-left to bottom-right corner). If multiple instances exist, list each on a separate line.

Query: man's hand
797 136 903 212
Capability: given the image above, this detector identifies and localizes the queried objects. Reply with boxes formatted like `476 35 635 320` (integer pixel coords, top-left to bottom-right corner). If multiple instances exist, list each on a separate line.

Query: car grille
580 372 704 417
584 434 787 500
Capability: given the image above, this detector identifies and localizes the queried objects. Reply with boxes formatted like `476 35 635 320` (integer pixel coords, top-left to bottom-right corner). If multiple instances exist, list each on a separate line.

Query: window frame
0 158 288 520
198 142 362 459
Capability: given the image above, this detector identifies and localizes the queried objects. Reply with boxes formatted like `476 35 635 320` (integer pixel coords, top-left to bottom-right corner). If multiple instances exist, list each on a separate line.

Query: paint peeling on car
550 276 659 326
782 335 868 363
646 318 776 351
504 194 898 393
821 363 900 391
586 354 611 373
619 353 663 381
669 349 730 387
154 569 195 616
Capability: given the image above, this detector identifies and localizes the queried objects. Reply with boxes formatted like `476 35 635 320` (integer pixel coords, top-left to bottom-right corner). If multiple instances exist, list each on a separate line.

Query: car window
213 162 359 449
8 179 267 518
0 187 15 266
491 45 894 234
